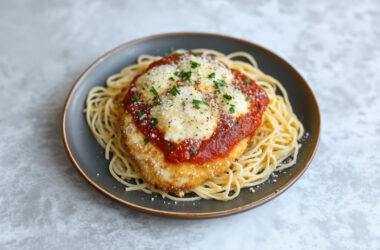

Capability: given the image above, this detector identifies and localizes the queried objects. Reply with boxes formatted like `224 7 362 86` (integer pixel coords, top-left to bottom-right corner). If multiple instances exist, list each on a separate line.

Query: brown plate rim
61 32 321 218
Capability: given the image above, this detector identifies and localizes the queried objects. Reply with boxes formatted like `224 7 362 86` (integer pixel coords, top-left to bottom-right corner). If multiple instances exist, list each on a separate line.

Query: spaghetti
85 49 304 201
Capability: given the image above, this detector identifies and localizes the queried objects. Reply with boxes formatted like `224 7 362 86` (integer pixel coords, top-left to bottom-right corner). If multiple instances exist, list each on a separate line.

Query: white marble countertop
1 0 379 249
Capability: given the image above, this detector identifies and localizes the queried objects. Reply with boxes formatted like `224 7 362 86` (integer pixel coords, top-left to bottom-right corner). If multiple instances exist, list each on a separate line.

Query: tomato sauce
122 52 269 164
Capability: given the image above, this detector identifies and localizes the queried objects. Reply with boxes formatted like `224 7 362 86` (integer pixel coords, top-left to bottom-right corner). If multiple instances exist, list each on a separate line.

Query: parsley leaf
131 95 139 102
243 78 251 84
192 99 202 105
144 138 149 145
169 77 175 81
151 118 158 126
208 72 215 79
170 86 180 96
151 86 158 97
190 147 197 155
213 79 226 88
192 99 202 109
180 71 192 81
190 60 201 69
223 94 232 100
229 105 235 114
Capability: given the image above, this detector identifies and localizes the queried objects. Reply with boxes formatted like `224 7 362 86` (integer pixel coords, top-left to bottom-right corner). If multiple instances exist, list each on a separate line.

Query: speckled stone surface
1 0 379 249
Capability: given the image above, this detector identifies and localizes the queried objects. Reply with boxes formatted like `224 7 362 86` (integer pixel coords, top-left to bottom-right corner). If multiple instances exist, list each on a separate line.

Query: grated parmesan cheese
151 86 218 143
136 54 250 142
216 85 250 117
177 55 234 92
135 64 178 102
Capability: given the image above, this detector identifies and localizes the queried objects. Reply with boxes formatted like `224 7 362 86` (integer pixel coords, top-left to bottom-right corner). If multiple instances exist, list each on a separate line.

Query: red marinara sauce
122 52 269 165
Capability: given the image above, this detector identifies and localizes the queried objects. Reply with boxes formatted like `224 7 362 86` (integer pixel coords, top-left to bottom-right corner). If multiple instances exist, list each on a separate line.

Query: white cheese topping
177 55 234 92
216 85 250 117
150 86 218 143
135 64 177 103
136 54 251 143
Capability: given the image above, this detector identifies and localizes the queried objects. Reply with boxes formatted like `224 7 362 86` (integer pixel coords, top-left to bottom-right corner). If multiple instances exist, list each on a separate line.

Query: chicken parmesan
85 49 304 201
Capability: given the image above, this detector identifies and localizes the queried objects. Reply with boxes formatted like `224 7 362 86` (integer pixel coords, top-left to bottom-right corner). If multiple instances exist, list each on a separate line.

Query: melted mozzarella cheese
216 85 250 117
136 54 250 143
150 86 218 143
177 56 234 92
135 64 178 103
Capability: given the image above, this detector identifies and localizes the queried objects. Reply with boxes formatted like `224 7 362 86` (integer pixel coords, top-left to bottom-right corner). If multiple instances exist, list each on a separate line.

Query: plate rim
61 32 321 218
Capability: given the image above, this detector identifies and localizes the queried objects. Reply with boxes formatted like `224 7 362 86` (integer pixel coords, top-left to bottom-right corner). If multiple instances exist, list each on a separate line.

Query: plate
62 32 320 218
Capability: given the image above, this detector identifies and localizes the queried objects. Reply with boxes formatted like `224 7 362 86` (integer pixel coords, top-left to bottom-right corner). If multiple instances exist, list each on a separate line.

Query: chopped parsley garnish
170 86 180 96
214 89 221 94
180 71 192 81
213 79 226 88
111 135 115 138
131 95 139 102
152 192 159 195
223 94 232 100
167 144 174 151
151 86 158 97
243 78 251 84
190 147 197 155
157 62 162 66
169 47 175 53
192 99 202 109
190 51 199 56
176 53 184 56
144 138 149 145
240 134 243 139
237 87 242 91
182 101 186 107
150 118 158 126
188 80 193 85
154 99 162 105
229 104 235 114
192 99 209 109
137 110 143 116
192 99 202 105
245 96 250 101
230 132 234 136
190 60 201 69
174 72 179 76
208 72 215 79
169 77 175 81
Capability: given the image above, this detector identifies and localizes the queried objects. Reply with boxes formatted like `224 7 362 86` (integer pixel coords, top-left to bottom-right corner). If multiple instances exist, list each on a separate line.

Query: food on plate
85 49 304 201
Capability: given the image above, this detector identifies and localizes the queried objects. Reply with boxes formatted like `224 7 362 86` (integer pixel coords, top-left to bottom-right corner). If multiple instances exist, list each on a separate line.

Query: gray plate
62 32 320 218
